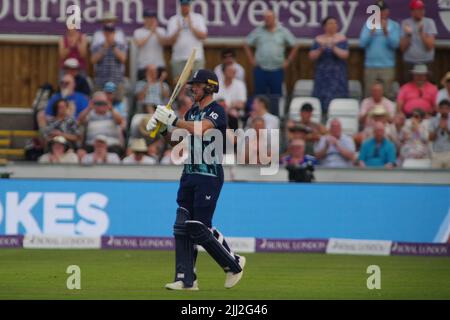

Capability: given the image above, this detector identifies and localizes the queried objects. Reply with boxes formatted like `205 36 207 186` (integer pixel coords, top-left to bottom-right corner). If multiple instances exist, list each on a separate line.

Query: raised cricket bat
149 48 197 138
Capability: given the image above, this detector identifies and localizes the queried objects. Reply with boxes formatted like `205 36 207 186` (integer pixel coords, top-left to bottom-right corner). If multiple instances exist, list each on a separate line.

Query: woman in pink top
58 27 88 73
397 64 438 116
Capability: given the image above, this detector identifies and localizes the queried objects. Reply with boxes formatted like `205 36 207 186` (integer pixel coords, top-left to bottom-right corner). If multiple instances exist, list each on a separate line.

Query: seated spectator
285 124 314 156
356 105 397 148
214 48 245 83
122 139 157 165
135 64 170 113
390 112 407 151
58 26 88 75
246 95 280 130
280 139 316 166
81 135 121 165
309 16 349 117
429 100 450 168
243 117 268 165
297 103 326 151
62 58 91 96
216 62 247 117
360 80 396 127
358 122 397 168
399 108 430 164
436 72 450 105
90 23 127 97
104 82 127 125
397 64 438 116
133 9 168 80
38 136 78 164
78 91 124 154
42 74 89 122
315 118 356 167
42 99 80 149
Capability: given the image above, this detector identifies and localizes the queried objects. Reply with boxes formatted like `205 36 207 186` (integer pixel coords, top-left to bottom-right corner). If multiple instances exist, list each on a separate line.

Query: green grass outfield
0 249 449 299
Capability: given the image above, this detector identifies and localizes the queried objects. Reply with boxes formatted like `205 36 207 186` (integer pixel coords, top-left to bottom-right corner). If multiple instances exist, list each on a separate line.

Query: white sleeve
166 16 178 37
194 14 207 33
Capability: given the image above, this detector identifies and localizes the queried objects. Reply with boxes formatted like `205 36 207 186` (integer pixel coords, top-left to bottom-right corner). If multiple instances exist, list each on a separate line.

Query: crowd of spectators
32 0 449 170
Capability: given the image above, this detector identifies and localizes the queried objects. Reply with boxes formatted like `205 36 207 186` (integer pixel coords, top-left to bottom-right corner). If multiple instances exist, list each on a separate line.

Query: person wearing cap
166 0 208 78
91 22 127 98
356 104 397 148
81 135 121 165
146 69 246 291
358 122 397 168
62 58 91 96
315 118 356 168
399 108 430 165
58 25 88 74
280 139 317 167
429 100 450 168
104 81 128 123
78 91 124 155
122 139 157 165
397 64 438 116
38 136 79 164
436 72 450 105
245 10 298 115
214 48 246 84
359 1 400 99
400 0 437 83
134 10 168 81
91 11 127 50
135 64 170 113
360 80 395 127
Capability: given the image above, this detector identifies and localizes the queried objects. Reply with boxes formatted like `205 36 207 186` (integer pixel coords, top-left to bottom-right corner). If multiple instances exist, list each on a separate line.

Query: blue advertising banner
0 179 449 243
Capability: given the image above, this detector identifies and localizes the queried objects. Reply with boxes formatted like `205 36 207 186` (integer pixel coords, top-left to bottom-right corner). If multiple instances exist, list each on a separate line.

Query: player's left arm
176 119 215 135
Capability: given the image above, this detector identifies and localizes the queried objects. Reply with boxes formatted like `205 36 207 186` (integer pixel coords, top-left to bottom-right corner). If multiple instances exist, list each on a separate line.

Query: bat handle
150 122 162 138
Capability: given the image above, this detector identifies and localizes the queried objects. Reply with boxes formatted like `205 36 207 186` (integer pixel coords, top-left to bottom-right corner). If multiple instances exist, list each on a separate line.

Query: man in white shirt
246 95 279 131
123 139 157 165
214 49 245 83
133 10 168 80
216 63 247 113
166 0 207 78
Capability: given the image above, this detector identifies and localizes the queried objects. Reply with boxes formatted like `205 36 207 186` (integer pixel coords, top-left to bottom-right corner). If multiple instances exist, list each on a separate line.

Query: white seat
402 159 432 169
328 98 360 117
293 80 314 97
335 117 359 136
289 97 322 123
349 80 362 101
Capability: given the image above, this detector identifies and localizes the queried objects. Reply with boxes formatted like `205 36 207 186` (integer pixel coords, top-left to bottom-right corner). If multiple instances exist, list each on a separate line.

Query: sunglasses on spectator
60 81 70 86
93 100 108 106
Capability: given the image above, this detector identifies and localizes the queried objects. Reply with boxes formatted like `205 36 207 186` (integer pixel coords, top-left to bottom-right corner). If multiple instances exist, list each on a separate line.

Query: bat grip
150 122 162 138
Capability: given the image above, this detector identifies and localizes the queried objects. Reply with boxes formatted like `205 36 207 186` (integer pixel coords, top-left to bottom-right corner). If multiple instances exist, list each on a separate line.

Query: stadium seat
349 80 362 101
402 158 432 169
288 97 321 123
293 80 314 97
328 99 360 135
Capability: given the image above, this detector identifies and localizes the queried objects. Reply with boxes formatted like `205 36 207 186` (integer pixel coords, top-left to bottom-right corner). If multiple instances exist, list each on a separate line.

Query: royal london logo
438 0 450 32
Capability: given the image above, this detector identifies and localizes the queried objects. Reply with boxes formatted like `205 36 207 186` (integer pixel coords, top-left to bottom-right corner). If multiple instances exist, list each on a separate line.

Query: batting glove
154 105 178 126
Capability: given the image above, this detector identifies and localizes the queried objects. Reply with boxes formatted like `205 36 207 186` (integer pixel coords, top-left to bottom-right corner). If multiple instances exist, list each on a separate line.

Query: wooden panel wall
0 41 449 108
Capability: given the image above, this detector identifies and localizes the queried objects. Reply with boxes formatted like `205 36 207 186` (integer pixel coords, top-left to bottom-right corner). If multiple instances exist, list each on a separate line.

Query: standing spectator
78 91 124 154
214 48 245 83
135 64 170 113
90 23 127 97
359 0 400 98
58 26 88 75
42 99 80 149
247 95 280 130
104 82 128 126
359 122 397 168
397 64 438 116
81 135 121 165
244 10 298 115
436 72 450 105
315 118 356 168
429 100 450 168
400 0 437 83
43 74 89 121
39 136 78 164
309 17 349 118
399 108 430 164
123 139 157 165
216 63 247 117
133 9 168 80
62 58 91 97
360 80 396 127
166 0 207 78
91 12 127 49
